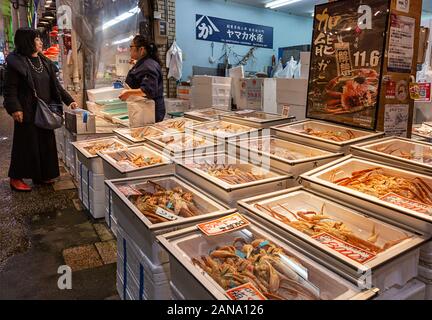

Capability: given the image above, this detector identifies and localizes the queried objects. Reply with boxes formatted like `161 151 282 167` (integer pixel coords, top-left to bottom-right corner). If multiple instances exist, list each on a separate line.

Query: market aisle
0 99 118 299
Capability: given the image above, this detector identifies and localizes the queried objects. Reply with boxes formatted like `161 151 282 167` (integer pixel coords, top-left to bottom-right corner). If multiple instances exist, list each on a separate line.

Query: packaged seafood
412 124 432 141
351 137 432 175
192 120 260 143
300 155 432 234
156 213 379 300
184 108 233 122
147 132 220 158
153 117 201 133
71 136 129 174
175 153 292 207
105 174 233 265
114 126 163 144
272 120 384 153
221 110 295 129
99 145 174 179
228 135 343 176
238 186 425 290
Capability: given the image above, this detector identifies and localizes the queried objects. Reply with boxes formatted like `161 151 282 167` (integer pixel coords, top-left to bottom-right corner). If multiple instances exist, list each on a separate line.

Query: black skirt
9 121 59 181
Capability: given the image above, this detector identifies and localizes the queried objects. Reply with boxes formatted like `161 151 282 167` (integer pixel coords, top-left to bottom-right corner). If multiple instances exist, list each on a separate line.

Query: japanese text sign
196 15 273 49
307 0 390 130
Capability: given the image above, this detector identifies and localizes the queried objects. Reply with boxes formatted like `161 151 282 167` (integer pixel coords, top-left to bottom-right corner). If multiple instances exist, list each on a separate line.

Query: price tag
197 213 250 236
155 207 179 221
225 283 267 300
380 193 432 215
281 105 290 118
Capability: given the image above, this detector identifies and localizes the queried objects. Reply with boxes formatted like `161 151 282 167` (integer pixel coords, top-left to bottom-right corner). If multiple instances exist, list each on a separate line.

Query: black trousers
9 121 59 181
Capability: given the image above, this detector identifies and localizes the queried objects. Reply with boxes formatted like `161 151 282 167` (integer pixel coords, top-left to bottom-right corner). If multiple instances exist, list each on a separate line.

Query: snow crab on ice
325 69 379 114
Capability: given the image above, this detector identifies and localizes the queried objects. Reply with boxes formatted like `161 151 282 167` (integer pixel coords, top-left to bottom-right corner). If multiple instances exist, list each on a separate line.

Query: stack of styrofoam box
87 86 123 102
116 225 171 300
76 160 106 219
177 85 192 101
55 127 65 162
418 241 432 300
191 76 232 110
164 98 191 114
104 186 118 237
374 278 426 300
234 78 278 113
276 78 308 121
300 52 311 79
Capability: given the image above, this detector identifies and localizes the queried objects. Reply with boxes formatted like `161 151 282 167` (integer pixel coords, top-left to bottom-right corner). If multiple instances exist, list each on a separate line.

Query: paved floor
0 98 118 299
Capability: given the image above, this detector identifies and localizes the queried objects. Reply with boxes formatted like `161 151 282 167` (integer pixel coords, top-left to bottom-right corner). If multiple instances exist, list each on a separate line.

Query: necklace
27 56 44 74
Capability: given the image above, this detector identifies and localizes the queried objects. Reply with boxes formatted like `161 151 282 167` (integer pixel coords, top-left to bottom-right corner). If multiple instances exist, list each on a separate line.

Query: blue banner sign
195 15 273 49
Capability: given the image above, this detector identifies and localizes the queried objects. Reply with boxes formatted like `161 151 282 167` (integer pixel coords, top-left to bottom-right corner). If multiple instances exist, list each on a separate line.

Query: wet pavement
0 99 118 299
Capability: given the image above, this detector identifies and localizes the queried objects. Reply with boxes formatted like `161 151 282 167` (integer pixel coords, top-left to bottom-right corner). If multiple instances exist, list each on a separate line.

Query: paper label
118 185 143 197
384 104 409 137
281 105 290 118
197 213 250 236
388 14 415 73
396 0 410 13
380 193 432 215
416 83 431 102
155 207 179 221
312 232 376 264
385 80 396 99
225 283 267 300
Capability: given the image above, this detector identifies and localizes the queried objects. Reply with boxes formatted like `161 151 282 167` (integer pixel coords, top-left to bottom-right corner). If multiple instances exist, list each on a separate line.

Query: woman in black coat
3 28 77 191
119 35 166 122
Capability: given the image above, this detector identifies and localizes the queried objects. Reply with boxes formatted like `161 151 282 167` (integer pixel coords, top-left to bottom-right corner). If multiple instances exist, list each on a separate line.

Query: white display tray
221 110 295 129
272 119 384 153
238 186 426 290
114 126 163 144
157 213 379 300
351 136 432 175
229 135 343 176
300 155 432 234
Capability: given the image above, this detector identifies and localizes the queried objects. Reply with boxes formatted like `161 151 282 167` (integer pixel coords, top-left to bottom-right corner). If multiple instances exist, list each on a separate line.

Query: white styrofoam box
104 187 118 235
192 75 232 86
276 78 308 105
192 83 231 97
89 199 106 219
117 216 169 266
277 103 306 121
87 87 123 102
425 281 432 300
374 278 425 300
300 52 311 65
418 263 432 280
88 171 105 192
165 98 191 113
301 64 310 79
117 227 171 299
105 206 118 237
371 248 420 291
177 85 192 100
170 281 185 300
420 240 432 265
192 95 231 110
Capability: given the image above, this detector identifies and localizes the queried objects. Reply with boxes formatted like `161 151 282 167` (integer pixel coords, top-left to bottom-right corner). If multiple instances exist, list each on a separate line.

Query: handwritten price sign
197 213 250 236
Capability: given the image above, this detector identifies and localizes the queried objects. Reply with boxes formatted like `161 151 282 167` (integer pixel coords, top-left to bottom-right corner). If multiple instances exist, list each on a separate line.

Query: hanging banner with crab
307 0 390 130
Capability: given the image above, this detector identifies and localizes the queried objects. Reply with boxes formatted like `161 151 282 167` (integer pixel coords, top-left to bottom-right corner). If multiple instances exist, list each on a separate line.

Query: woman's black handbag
34 95 64 130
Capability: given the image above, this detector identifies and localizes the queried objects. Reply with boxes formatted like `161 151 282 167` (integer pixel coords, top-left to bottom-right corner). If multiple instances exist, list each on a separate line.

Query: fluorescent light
112 35 134 45
265 0 302 9
96 6 140 32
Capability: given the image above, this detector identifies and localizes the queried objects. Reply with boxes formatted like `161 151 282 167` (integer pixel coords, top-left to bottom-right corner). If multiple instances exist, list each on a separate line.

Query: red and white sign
417 83 431 102
312 232 376 264
226 283 267 300
380 192 432 215
385 80 396 99
197 213 250 236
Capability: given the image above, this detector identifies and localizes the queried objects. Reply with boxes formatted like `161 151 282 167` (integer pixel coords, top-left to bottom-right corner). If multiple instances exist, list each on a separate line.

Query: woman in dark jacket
3 28 77 192
119 35 165 122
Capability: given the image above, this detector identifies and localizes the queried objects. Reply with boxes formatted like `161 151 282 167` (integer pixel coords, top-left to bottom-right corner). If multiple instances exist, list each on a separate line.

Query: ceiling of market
228 0 432 18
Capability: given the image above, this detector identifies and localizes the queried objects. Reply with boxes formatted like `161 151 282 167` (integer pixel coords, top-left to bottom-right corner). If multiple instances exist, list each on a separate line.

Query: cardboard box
176 85 191 100
165 98 191 113
277 103 306 121
276 78 308 105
